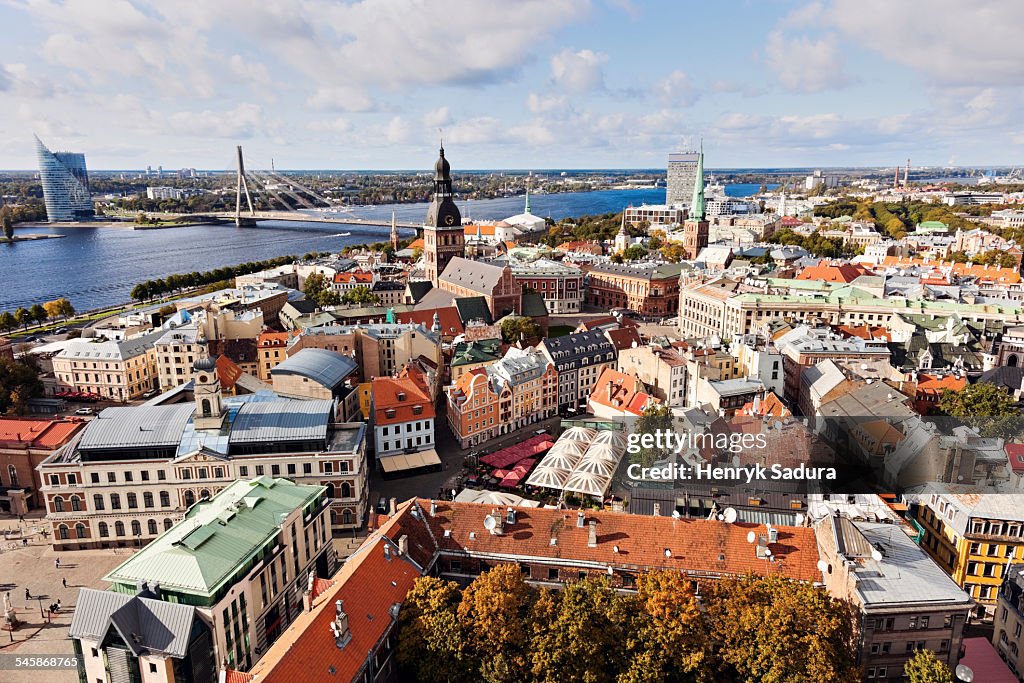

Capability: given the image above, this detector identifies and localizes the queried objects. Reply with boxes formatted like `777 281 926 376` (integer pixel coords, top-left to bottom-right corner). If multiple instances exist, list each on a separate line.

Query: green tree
57 298 75 320
0 312 15 334
660 243 688 263
903 650 953 683
411 246 423 262
529 578 631 683
29 303 47 327
938 382 1019 438
396 576 475 683
623 245 648 261
340 285 380 306
302 272 334 308
632 403 673 467
0 357 43 415
14 307 31 330
704 574 860 683
500 316 542 345
1 206 13 241
130 283 150 303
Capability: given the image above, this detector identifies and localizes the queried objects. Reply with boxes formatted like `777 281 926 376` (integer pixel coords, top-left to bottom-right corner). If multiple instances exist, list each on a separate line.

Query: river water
0 185 758 312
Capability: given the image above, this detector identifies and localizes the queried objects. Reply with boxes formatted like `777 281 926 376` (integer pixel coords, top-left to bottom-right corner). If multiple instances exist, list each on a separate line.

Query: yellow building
915 492 1024 612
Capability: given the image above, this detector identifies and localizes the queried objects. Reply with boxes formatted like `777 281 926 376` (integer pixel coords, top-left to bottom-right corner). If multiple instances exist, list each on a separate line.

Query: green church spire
690 144 705 221
524 185 531 214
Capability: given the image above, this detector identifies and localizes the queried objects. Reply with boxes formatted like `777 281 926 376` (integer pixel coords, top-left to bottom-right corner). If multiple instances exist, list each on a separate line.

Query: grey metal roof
589 261 687 280
229 399 333 444
270 348 357 390
540 330 615 371
439 257 507 293
70 588 196 658
79 404 196 451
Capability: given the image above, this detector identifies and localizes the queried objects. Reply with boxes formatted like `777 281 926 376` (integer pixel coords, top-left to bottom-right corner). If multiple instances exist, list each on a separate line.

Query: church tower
192 336 225 430
423 144 464 286
681 146 709 260
389 209 399 253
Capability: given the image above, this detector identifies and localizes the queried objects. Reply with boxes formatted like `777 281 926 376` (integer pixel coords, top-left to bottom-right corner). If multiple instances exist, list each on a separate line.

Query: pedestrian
25 588 30 600
62 577 67 589
54 557 60 569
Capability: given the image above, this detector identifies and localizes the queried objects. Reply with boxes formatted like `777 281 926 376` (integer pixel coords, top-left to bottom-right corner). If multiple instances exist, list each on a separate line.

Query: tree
938 382 1019 438
302 272 338 308
632 403 673 467
396 576 475 683
57 299 75 320
43 299 63 322
529 578 631 683
130 283 150 303
14 307 31 330
0 357 43 415
411 246 423 262
500 316 542 345
620 570 709 683
340 285 380 306
457 564 535 682
1 206 13 241
660 243 688 263
904 649 953 683
29 304 47 327
704 574 860 683
623 244 648 261
0 312 15 334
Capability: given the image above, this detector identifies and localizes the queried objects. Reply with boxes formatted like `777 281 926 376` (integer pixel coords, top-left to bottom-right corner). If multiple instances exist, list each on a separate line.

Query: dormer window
397 392 406 401
386 409 396 418
413 405 423 415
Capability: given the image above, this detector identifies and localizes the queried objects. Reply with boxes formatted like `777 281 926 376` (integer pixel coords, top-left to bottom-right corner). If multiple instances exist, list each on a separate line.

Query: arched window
184 490 195 507
98 522 109 538
325 483 335 498
93 494 105 511
163 518 173 531
7 465 17 487
200 489 210 500
330 510 337 525
58 524 69 540
75 523 86 539
110 493 121 510
159 491 170 507
148 519 158 535
342 509 353 525
127 492 137 509
70 496 82 512
131 520 141 537
115 521 125 537
201 398 211 416
340 482 352 498
53 496 64 512
143 492 153 508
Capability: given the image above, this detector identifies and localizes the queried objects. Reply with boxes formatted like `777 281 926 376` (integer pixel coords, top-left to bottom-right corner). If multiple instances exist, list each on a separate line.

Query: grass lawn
549 325 575 337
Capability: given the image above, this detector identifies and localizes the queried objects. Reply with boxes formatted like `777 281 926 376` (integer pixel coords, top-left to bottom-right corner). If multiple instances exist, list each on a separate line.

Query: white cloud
764 29 854 92
307 117 353 134
306 86 376 113
228 54 273 88
165 103 272 139
384 116 411 144
423 107 453 129
550 48 608 93
653 70 698 107
526 93 569 114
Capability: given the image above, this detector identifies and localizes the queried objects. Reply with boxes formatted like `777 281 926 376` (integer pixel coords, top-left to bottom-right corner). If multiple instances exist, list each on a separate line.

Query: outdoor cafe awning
379 449 442 473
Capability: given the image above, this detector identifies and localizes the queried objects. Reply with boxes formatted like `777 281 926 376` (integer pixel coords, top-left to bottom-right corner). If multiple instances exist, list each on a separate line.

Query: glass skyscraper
35 135 94 222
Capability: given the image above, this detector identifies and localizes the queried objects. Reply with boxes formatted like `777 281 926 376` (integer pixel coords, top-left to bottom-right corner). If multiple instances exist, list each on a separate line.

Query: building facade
666 151 700 207
617 343 687 406
508 259 584 314
0 417 85 514
538 330 617 413
53 331 162 401
586 262 685 319
423 145 465 286
371 368 435 459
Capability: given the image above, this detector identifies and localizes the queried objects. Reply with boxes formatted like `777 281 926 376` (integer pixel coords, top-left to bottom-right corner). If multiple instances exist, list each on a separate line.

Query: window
53 496 64 512
49 474 59 486
303 463 311 475
107 472 116 483
272 465 280 476
71 496 81 512
127 493 138 509
239 466 248 477
148 519 158 535
255 465 265 476
160 491 170 507
197 468 208 479
181 468 192 480
143 492 154 508
157 469 166 481
184 491 195 507
115 521 125 537
149 664 157 674
90 472 99 484
110 493 121 510
124 471 133 482
58 524 68 540
75 523 86 538
548 567 559 580
919 616 929 629
131 520 141 537
98 522 108 538
214 467 224 478
287 464 296 476
141 471 149 482
164 518 173 531
93 494 104 511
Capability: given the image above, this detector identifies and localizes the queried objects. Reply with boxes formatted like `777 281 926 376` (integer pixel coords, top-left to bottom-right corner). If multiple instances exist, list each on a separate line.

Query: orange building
914 373 967 415
796 261 872 283
881 256 1022 285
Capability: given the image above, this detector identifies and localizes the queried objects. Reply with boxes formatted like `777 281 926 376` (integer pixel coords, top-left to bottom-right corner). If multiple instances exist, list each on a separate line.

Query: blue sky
0 0 1021 170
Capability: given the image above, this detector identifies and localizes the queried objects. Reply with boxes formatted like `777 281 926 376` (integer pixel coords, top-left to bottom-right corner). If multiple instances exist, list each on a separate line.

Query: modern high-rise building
666 150 700 206
34 135 94 222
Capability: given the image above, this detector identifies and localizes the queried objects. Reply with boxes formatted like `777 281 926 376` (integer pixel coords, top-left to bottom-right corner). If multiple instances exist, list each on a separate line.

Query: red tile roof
589 368 658 417
222 671 254 683
215 355 244 390
257 331 296 348
333 271 374 284
605 327 643 351
247 505 426 683
372 368 435 426
881 256 1022 284
395 306 464 336
0 418 85 449
915 373 966 395
796 261 871 283
1006 444 1024 473
834 325 891 342
419 499 820 581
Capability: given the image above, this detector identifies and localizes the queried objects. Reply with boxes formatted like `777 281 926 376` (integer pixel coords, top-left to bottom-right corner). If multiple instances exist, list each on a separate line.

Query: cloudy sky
1 0 1022 170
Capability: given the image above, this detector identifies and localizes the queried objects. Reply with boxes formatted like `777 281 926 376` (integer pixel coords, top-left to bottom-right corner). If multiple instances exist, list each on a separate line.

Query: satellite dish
613 545 620 553
871 549 883 562
747 531 756 544
483 515 497 531
817 559 828 573
664 548 672 558
955 664 974 682
795 513 805 526
723 508 738 524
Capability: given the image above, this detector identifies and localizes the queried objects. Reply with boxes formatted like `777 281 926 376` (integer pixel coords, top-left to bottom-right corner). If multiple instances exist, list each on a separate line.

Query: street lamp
37 596 43 619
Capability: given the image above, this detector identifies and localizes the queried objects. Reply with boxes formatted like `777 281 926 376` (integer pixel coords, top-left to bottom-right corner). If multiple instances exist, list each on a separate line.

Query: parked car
74 407 94 416
141 389 159 399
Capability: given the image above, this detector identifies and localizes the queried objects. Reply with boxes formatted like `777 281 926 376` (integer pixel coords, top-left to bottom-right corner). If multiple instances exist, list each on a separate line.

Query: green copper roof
103 477 324 598
690 146 705 221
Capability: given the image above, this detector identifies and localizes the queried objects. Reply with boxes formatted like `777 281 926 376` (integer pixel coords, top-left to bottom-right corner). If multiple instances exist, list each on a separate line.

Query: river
1 185 759 312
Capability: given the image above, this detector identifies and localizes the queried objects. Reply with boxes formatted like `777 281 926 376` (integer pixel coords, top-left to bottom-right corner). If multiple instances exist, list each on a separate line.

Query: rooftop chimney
430 500 437 517
588 521 597 548
398 534 409 556
332 599 352 649
653 503 661 517
389 497 398 516
576 511 585 528
506 506 516 525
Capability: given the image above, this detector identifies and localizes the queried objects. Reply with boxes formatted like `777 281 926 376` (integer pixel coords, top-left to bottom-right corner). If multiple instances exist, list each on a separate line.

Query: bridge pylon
235 145 256 227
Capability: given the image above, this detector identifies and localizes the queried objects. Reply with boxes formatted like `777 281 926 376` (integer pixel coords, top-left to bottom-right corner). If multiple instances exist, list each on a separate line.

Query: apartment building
775 325 892 406
506 258 584 314
38 366 369 549
914 493 1024 612
731 333 784 398
450 338 502 385
995 563 1024 676
100 477 335 672
0 417 85 513
537 330 617 412
53 330 163 401
372 367 435 462
816 513 972 680
616 342 687 406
